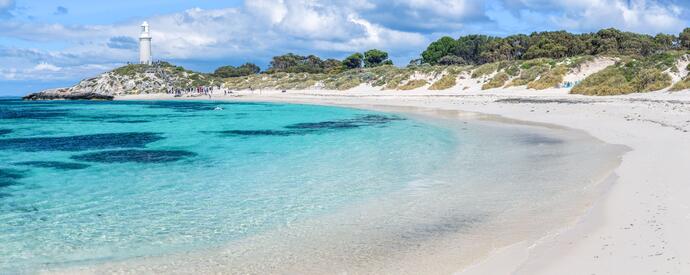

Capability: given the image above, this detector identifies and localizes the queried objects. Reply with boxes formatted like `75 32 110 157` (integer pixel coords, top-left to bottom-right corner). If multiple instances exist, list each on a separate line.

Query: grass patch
519 58 554 70
670 77 690 91
384 72 412 90
505 64 521 76
113 64 149 76
471 62 499 78
571 66 632 95
323 75 361 90
507 64 549 87
564 56 596 69
528 65 568 90
631 68 671 92
429 73 457 90
482 72 509 90
399 79 428 90
571 65 671 95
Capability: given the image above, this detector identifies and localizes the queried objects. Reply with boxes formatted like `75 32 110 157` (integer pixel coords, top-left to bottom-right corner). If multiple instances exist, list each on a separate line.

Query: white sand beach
115 86 690 275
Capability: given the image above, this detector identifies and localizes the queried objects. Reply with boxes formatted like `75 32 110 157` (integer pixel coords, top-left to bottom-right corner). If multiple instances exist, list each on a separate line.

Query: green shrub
505 64 521 76
324 75 361 90
446 65 469 75
528 65 568 90
630 68 671 92
471 62 499 78
366 65 406 87
571 66 634 95
399 79 428 90
113 64 148 76
482 72 509 90
572 55 674 95
519 58 553 70
507 64 549 86
429 73 457 90
645 51 684 71
566 55 595 69
384 72 412 89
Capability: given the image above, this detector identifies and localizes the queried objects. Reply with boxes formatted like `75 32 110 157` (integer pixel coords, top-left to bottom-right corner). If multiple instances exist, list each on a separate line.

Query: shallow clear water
0 99 622 273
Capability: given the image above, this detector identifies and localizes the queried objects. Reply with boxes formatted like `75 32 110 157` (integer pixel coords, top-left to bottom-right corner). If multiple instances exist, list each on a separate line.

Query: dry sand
117 86 690 275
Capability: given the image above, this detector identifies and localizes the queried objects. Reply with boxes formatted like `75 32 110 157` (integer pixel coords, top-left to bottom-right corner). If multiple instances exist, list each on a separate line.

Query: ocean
0 99 623 273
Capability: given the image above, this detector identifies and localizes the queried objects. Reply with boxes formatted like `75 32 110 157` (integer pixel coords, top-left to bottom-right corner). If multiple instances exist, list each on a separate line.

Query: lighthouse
139 21 152 65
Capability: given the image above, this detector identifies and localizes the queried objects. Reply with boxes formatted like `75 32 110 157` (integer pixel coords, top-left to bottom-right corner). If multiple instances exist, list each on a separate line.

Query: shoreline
113 88 690 274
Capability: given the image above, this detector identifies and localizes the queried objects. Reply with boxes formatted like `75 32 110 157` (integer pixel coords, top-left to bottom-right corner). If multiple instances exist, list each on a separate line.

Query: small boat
214 106 224 111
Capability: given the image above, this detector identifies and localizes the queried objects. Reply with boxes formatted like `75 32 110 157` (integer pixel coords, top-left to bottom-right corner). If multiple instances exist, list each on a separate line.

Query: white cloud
245 0 288 25
395 0 483 18
314 14 426 51
506 0 687 34
0 62 116 81
32 62 61 72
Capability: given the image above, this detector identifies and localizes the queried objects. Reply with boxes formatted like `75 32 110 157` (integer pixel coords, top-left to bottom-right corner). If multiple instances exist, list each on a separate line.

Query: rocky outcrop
23 62 222 100
22 89 114 100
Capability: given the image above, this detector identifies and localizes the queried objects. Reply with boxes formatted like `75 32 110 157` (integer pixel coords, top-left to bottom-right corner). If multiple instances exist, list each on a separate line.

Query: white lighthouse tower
139 21 152 65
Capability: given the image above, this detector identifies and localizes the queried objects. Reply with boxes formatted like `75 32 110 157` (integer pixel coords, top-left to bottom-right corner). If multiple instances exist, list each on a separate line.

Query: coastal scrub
482 72 509 90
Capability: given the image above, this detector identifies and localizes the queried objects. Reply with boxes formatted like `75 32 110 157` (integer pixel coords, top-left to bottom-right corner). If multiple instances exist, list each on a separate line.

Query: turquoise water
0 99 622 273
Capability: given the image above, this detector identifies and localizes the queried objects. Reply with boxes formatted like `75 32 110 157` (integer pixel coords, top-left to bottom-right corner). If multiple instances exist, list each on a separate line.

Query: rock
23 89 113 101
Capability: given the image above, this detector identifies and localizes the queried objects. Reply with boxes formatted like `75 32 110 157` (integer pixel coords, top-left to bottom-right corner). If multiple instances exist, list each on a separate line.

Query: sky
1 0 689 96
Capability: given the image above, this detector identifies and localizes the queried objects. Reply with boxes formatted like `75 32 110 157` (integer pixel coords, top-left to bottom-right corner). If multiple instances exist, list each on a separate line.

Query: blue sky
1 0 689 96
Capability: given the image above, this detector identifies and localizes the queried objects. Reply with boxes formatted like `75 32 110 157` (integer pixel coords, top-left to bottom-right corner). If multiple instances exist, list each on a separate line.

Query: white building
139 21 152 65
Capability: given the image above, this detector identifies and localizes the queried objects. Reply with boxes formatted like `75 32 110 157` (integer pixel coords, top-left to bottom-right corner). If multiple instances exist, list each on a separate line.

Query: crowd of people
166 85 235 98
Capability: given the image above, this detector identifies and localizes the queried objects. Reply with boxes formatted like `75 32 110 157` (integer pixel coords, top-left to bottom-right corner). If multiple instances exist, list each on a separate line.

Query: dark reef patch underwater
0 168 25 188
13 161 90 170
0 129 11 136
0 108 70 120
105 120 151 124
214 129 311 137
0 132 164 152
212 114 404 137
71 149 197 163
285 114 404 130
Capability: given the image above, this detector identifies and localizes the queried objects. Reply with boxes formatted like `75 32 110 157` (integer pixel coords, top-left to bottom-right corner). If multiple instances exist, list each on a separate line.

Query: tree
454 35 499 64
267 53 328 73
342 53 363 69
437 55 466 65
268 53 302 72
363 49 391 67
213 63 261 78
421 36 458 64
531 31 583 58
415 28 680 67
323 58 344 74
238 63 261 74
654 33 677 51
680 28 690 49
